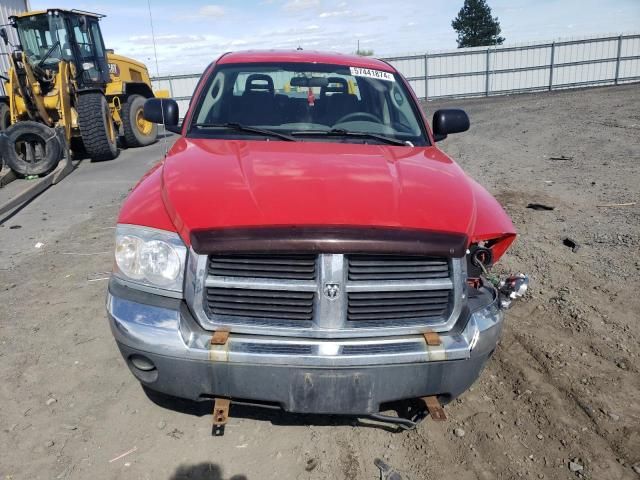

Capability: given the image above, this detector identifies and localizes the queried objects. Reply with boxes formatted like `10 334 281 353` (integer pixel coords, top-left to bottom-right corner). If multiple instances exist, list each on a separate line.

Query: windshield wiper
37 41 60 69
290 128 408 146
192 122 297 142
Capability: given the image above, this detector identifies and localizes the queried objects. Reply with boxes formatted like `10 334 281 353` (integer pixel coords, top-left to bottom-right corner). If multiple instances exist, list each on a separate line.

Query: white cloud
78 0 640 76
283 0 320 12
266 24 321 37
199 5 225 17
318 10 383 23
127 34 207 45
319 10 349 18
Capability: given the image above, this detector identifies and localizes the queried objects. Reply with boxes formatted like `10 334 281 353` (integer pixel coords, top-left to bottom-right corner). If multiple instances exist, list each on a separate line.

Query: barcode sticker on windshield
350 67 395 82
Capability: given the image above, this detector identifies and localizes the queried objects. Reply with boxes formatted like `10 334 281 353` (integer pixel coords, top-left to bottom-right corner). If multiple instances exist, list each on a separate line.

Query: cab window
191 62 428 146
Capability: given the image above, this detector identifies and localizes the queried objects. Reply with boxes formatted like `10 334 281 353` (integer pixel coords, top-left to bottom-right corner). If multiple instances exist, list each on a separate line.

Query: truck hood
160 138 486 244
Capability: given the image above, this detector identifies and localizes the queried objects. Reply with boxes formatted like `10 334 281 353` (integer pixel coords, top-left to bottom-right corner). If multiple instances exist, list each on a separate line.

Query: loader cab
7 9 110 88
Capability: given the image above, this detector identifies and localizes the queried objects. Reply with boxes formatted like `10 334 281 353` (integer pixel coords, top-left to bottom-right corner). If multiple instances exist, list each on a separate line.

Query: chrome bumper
107 290 502 368
107 280 504 413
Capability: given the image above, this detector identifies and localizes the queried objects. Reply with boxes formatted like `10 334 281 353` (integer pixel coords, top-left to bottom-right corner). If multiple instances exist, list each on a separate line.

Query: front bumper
107 280 504 415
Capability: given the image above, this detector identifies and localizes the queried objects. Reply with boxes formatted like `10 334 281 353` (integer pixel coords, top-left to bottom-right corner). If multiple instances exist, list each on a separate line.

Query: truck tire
122 94 157 147
0 121 62 176
77 92 118 161
0 102 11 131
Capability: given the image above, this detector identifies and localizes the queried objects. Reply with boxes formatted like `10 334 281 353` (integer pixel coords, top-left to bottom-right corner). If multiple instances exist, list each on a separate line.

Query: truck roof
12 9 104 20
217 50 396 73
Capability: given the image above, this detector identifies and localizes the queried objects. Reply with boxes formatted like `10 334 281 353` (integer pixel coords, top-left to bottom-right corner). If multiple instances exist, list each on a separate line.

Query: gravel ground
1 84 639 480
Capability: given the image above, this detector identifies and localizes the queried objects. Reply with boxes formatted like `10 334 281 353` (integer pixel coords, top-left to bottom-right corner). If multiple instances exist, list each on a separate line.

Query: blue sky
31 0 640 75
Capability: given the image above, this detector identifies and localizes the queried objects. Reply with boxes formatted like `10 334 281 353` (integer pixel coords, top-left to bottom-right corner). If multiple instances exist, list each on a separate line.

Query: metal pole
485 48 491 96
548 42 555 91
614 35 623 85
424 54 429 100
168 75 174 97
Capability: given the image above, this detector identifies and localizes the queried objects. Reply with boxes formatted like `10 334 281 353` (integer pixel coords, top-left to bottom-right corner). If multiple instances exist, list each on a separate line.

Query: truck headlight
114 225 187 293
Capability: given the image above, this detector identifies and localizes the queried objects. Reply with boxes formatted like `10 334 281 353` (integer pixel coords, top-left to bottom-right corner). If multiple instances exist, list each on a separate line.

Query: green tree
356 49 374 57
451 0 505 48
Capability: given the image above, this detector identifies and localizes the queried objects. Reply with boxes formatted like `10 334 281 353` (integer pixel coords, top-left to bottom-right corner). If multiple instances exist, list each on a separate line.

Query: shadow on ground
143 386 422 434
170 462 247 480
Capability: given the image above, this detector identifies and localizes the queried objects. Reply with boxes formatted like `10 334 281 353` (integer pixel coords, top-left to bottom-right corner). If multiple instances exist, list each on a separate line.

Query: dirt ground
1 84 639 480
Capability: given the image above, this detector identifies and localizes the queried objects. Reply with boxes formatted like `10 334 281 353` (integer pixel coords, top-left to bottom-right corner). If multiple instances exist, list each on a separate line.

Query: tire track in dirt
511 327 637 469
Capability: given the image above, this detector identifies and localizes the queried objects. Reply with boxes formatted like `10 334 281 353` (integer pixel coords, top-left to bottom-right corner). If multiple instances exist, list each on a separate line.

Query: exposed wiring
478 260 500 287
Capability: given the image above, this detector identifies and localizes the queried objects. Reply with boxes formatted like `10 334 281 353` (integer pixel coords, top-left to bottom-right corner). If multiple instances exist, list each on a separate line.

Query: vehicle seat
317 78 359 125
278 96 313 125
320 77 349 97
61 42 73 61
229 74 278 125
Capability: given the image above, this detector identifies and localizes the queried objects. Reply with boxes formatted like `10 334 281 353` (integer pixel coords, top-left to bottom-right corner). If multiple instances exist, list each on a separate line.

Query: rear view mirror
143 98 180 133
0 28 9 46
290 76 328 88
432 109 470 142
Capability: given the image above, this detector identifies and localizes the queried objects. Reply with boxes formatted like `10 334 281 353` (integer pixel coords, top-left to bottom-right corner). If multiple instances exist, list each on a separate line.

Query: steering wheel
335 112 381 124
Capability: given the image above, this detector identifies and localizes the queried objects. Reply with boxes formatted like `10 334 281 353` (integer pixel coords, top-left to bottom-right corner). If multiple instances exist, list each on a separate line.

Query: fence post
168 75 175 97
424 53 429 100
485 48 491 96
548 42 555 91
614 35 623 85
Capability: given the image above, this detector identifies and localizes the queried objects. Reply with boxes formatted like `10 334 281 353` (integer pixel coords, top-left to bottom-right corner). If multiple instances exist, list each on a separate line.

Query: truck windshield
15 15 72 67
190 62 429 146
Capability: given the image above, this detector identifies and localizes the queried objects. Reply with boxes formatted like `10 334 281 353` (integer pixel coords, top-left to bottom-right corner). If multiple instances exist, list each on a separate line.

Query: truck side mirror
0 28 9 46
432 109 470 142
143 98 180 133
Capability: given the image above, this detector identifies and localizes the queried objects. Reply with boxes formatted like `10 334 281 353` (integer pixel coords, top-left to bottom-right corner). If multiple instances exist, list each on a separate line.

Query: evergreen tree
356 49 374 57
451 0 505 48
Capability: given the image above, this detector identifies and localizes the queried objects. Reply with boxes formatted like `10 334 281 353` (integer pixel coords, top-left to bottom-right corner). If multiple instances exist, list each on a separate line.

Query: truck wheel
77 92 118 161
122 94 157 147
0 121 62 176
0 102 11 131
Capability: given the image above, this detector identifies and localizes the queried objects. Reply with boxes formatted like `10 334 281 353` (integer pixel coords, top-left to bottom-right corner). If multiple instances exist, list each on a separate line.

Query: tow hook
212 397 230 436
497 273 529 309
367 395 447 431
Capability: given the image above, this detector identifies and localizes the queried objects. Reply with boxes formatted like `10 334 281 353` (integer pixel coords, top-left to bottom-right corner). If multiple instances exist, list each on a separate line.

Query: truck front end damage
107 224 526 425
106 50 528 429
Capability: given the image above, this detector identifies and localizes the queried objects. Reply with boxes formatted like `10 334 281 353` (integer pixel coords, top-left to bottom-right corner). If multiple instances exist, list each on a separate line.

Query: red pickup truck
107 50 527 428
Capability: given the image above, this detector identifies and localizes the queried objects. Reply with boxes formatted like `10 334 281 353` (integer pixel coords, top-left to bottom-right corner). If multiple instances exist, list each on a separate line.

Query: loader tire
77 92 118 161
0 121 62 176
0 102 11 131
122 94 157 148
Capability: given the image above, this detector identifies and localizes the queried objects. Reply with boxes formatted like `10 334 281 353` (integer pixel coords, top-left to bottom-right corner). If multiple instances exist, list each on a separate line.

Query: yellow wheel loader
0 9 165 175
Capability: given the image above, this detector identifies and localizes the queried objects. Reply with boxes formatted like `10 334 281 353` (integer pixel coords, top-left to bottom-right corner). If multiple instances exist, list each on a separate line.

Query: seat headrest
245 74 274 95
321 77 349 97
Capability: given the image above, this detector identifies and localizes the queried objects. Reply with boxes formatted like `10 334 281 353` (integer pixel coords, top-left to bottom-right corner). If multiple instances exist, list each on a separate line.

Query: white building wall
0 0 29 95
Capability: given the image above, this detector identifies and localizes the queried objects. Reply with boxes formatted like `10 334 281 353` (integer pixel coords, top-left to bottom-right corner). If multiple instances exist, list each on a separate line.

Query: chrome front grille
347 255 449 281
205 287 314 321
187 251 465 338
208 254 316 280
340 342 422 355
346 289 451 323
241 343 315 355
